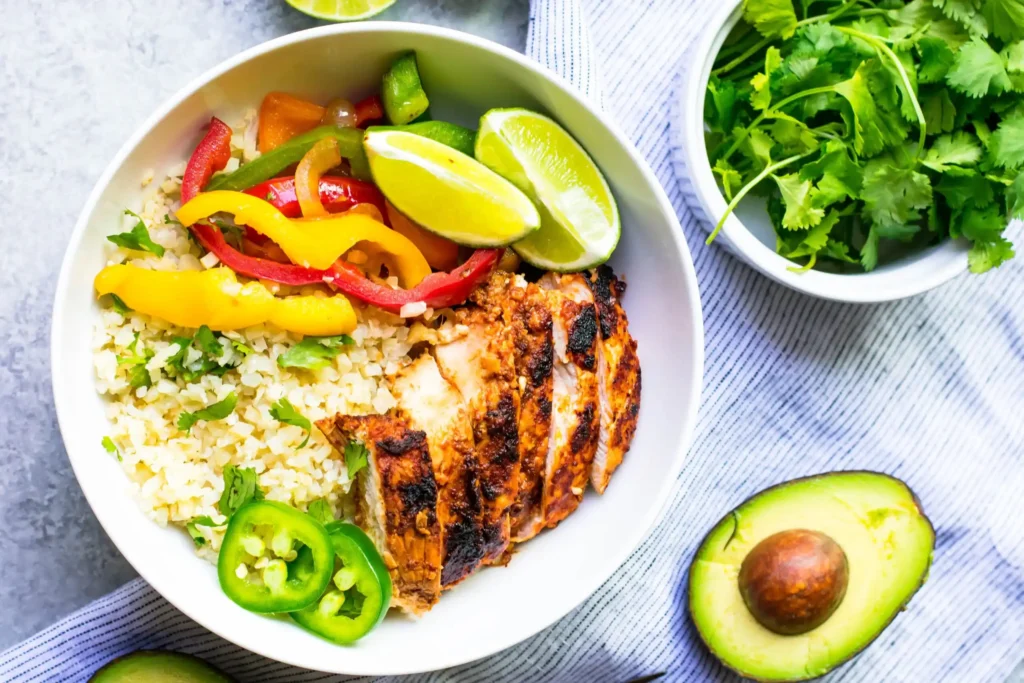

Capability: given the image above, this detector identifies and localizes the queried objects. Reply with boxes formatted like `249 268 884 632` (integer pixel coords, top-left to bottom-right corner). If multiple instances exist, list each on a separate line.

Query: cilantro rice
92 113 414 558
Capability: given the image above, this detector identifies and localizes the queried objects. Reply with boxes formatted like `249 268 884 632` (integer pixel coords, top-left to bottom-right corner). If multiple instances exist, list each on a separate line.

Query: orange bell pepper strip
258 93 325 153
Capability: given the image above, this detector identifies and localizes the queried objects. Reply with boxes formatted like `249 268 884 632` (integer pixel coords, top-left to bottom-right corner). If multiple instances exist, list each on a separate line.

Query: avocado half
89 650 234 683
689 471 935 682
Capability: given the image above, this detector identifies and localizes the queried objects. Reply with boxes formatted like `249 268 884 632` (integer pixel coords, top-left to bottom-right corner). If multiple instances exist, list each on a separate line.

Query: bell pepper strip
218 501 335 614
368 121 476 157
177 191 430 282
289 522 392 644
181 117 233 204
385 201 459 271
94 265 358 335
245 176 388 221
295 138 342 217
208 126 370 191
382 52 430 125
354 95 384 127
258 92 327 154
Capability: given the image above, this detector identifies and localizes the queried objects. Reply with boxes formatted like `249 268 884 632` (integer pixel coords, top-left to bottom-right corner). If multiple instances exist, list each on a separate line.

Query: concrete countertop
0 0 527 650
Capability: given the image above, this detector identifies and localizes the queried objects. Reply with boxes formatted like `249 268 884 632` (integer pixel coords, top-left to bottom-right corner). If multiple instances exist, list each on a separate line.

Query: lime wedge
475 108 620 271
364 130 540 247
285 0 396 21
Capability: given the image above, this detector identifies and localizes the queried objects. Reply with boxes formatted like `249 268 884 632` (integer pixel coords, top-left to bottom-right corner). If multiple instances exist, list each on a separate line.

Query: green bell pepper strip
217 501 334 614
382 52 430 125
367 121 476 157
290 522 392 644
207 126 370 190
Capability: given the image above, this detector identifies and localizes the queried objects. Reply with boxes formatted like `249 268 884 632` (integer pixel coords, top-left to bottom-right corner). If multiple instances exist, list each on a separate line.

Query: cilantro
194 325 224 358
178 392 238 434
167 328 239 382
217 465 265 518
101 436 122 462
231 340 253 356
703 0 1021 273
277 335 355 370
306 498 335 525
117 333 153 389
109 294 132 316
107 210 165 256
185 515 226 549
344 441 369 478
269 398 311 449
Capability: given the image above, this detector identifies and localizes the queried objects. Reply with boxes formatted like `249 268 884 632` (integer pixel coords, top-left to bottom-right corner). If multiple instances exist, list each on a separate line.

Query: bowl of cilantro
678 0 1022 302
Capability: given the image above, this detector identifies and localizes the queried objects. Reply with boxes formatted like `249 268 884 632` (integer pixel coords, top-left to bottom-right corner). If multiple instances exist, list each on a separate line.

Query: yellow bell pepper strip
295 138 342 218
94 265 357 336
176 191 431 286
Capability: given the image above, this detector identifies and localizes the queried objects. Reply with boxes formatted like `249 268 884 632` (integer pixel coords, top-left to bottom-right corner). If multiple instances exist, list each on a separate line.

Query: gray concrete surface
0 0 528 650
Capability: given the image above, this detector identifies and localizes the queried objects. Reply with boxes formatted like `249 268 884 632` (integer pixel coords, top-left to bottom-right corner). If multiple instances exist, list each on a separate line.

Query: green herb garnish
185 515 226 548
101 436 122 462
178 391 238 434
109 294 132 316
277 335 354 370
306 498 335 525
344 440 369 478
705 0 1021 273
269 398 312 448
217 465 265 518
107 210 165 256
117 333 153 389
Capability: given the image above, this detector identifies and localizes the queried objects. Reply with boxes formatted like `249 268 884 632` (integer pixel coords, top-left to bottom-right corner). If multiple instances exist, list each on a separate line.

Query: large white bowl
677 0 969 303
51 23 704 676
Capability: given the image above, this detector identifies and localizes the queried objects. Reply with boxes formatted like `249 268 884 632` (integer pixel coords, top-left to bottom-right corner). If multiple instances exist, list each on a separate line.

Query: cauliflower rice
93 125 413 558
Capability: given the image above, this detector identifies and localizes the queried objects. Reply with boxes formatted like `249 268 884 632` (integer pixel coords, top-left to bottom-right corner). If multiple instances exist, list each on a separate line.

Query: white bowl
676 0 968 303
51 23 704 676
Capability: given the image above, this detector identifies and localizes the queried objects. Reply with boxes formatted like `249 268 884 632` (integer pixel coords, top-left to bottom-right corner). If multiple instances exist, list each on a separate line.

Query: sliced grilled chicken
508 278 555 543
435 273 521 563
586 266 641 493
316 414 442 615
391 354 485 587
538 272 601 527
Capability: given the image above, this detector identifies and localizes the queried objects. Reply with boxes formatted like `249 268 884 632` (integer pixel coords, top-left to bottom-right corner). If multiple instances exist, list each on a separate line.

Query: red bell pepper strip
192 222 500 313
244 176 388 221
355 95 384 127
181 117 233 204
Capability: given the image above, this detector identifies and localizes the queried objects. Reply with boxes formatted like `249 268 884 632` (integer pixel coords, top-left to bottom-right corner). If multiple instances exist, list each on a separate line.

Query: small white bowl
51 23 704 676
676 0 968 303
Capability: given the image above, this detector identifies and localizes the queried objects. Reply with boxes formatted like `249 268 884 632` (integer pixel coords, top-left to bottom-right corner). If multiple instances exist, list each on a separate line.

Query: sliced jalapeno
381 52 430 125
290 522 392 644
217 501 334 613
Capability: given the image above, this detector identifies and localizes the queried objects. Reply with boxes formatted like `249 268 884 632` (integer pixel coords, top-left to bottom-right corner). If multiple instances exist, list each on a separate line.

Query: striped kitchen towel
4 0 1024 681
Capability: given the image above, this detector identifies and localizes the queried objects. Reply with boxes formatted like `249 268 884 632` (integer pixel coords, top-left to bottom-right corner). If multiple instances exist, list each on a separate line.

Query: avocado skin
89 650 234 683
688 470 935 683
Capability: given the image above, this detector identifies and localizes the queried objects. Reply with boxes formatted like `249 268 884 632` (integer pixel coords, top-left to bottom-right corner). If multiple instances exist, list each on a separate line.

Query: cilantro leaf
269 398 311 449
706 77 741 133
990 117 1024 168
344 441 369 478
933 0 991 38
947 38 1012 98
861 161 933 229
772 174 825 229
923 131 983 172
231 340 253 356
834 66 907 157
109 294 132 316
277 335 354 370
921 88 957 134
799 140 863 206
781 210 840 260
918 37 956 84
178 392 238 434
713 158 743 200
194 325 223 358
1007 172 1024 218
185 515 226 548
969 236 1016 272
101 436 122 462
751 47 782 111
958 203 1007 243
983 0 1024 42
742 0 798 40
107 210 165 256
860 225 881 271
218 465 265 518
306 499 335 525
936 171 996 209
117 333 153 389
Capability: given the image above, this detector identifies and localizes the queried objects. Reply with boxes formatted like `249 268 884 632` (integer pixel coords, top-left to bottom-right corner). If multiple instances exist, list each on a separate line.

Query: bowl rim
50 20 705 675
678 0 969 304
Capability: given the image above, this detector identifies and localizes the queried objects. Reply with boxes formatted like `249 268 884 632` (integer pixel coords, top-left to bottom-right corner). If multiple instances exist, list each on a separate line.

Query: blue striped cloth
5 0 1024 681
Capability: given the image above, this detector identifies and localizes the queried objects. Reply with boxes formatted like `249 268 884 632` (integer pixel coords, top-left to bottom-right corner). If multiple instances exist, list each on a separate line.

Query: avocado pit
738 528 849 635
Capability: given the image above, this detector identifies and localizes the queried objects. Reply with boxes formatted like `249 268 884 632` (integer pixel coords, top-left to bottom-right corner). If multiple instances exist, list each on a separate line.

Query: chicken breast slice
316 413 442 615
508 279 555 543
435 273 521 563
538 272 601 527
586 266 641 493
391 353 485 587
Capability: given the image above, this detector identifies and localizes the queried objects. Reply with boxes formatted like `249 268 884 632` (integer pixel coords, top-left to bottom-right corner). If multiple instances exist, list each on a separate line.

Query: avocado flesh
689 471 934 682
89 650 233 683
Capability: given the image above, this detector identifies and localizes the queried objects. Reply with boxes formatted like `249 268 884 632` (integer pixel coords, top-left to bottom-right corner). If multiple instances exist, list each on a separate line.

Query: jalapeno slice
290 522 393 644
217 501 334 613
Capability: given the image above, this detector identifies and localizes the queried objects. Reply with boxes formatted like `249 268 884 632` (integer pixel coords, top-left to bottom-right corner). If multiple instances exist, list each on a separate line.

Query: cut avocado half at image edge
688 471 935 682
89 650 234 683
